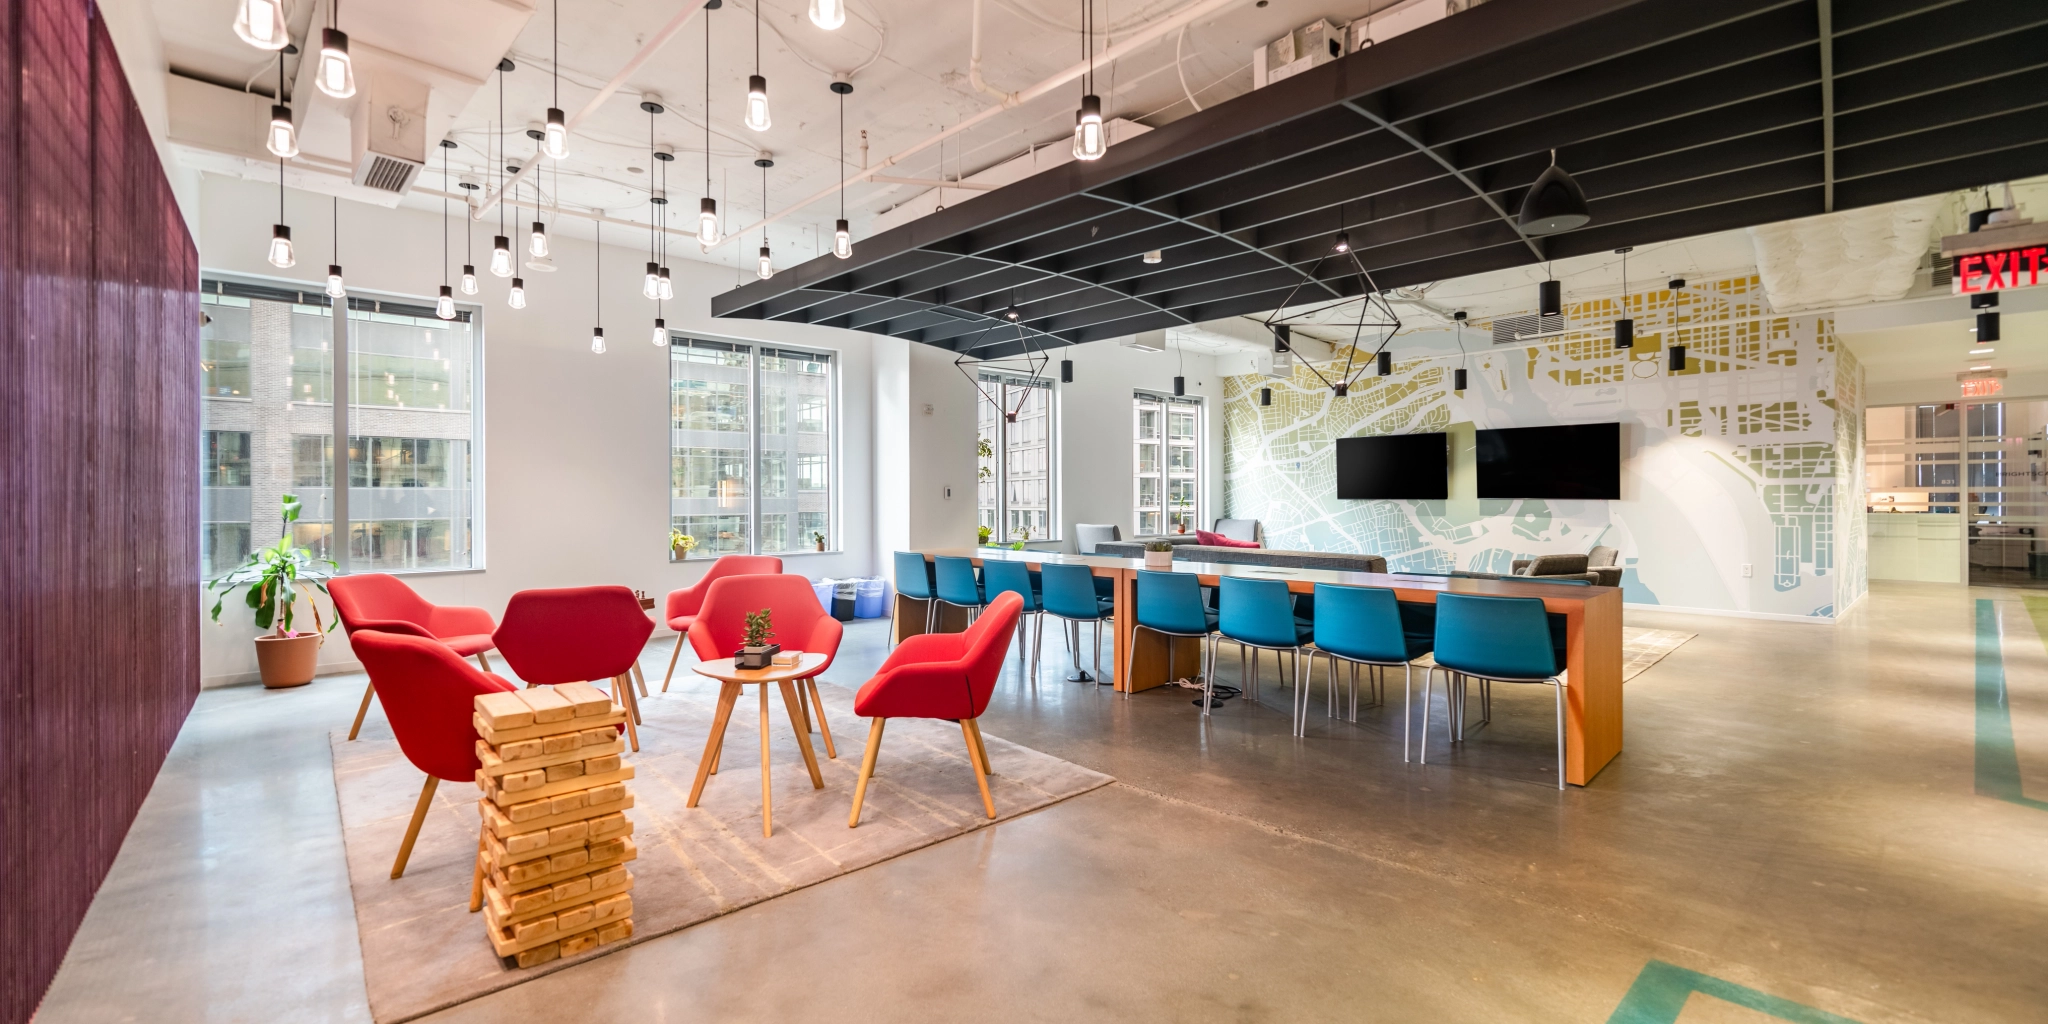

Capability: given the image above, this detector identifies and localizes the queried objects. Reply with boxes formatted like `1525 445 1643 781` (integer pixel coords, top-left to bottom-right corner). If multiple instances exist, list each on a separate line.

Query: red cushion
439 633 497 657
1196 530 1260 549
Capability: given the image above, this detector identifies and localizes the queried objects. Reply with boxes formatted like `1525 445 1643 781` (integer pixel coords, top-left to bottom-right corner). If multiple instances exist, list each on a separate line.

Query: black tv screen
1475 422 1621 499
1336 433 1447 500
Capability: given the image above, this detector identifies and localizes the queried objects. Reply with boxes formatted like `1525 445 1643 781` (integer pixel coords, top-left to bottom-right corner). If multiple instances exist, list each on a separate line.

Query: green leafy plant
1144 540 1176 553
977 524 993 545
669 529 698 557
1011 524 1030 551
742 608 776 649
976 437 995 480
812 530 826 548
207 494 336 636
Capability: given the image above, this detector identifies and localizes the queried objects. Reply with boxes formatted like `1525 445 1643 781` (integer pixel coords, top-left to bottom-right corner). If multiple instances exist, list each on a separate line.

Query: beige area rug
1405 627 1695 682
331 672 1113 1023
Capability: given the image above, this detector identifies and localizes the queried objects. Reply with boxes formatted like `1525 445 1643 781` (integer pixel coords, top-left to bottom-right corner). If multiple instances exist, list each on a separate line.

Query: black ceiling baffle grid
714 0 2048 354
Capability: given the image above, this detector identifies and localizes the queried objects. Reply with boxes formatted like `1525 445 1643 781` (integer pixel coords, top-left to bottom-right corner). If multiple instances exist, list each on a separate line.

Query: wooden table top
914 548 1133 570
1152 560 1620 603
691 652 828 685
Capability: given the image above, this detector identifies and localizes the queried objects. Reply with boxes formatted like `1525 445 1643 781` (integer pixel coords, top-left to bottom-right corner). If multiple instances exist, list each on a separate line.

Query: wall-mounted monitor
1475 422 1621 499
1336 432 1448 500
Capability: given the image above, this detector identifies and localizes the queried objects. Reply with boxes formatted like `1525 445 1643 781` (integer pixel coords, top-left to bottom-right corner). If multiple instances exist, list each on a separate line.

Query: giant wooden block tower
471 682 639 968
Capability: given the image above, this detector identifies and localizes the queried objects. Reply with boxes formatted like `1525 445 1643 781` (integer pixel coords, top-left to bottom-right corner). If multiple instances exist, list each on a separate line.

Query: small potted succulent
813 530 827 552
1144 539 1176 569
735 608 780 668
977 524 993 546
207 494 336 688
670 528 698 560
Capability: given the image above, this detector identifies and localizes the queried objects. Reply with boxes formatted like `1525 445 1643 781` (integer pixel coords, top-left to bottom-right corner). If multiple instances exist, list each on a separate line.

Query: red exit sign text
1954 245 2048 294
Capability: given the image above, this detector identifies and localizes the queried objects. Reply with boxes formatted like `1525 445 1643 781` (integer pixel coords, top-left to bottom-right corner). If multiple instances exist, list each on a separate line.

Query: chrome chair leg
1419 667 1433 764
1553 677 1566 790
1093 619 1105 685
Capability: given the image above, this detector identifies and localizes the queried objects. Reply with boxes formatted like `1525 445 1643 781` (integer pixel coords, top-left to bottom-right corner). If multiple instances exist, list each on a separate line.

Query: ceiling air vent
1927 249 1952 290
1491 312 1565 344
355 154 420 193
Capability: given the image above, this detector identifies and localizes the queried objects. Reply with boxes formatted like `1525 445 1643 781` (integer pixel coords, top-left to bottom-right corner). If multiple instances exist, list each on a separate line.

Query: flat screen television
1475 422 1621 499
1336 432 1447 500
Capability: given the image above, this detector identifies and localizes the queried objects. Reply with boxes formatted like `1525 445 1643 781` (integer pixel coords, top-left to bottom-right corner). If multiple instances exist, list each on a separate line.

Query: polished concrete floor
36 582 2048 1023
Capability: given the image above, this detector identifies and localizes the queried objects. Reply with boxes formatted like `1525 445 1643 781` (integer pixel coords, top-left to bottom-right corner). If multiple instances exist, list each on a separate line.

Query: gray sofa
1096 539 1388 574
1510 546 1622 587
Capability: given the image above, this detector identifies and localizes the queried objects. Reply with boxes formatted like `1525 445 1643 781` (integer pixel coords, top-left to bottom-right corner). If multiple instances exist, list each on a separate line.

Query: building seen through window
976 372 1056 543
670 337 835 557
1134 390 1200 536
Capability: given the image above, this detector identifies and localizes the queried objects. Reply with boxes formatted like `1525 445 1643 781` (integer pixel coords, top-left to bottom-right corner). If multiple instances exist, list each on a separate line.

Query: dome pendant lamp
1072 0 1105 161
809 0 845 30
316 0 355 100
542 0 569 158
234 0 287 50
1518 149 1590 235
745 1 771 131
832 78 854 258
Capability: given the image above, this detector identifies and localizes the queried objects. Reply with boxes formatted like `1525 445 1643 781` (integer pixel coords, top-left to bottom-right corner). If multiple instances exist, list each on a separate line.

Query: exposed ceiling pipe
711 0 1239 249
968 0 1012 102
473 0 713 220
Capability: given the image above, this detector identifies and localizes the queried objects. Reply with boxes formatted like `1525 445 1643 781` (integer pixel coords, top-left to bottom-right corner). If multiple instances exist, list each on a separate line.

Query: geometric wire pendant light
1259 230 1402 399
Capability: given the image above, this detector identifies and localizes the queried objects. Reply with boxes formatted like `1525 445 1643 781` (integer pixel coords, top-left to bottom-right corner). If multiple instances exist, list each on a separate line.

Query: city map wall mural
1221 274 1868 620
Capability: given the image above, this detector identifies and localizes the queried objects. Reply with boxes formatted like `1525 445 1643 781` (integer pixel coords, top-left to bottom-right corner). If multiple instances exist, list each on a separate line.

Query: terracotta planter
254 632 322 688
673 546 689 560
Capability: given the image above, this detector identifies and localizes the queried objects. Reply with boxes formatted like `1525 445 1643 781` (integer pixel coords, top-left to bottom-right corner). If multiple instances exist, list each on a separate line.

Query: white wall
1052 341 1224 552
871 338 982 555
197 173 883 683
94 0 199 227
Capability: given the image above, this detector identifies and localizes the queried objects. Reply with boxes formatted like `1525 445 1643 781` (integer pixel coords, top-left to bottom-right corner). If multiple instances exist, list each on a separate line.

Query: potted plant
670 528 698 560
207 494 336 688
813 530 827 552
735 608 780 668
977 524 993 546
1173 492 1191 534
1011 525 1030 551
1144 539 1176 569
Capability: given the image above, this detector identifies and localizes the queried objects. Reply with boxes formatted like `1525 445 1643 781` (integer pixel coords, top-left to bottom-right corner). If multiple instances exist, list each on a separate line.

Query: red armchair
351 630 516 881
492 586 655 752
848 591 1021 827
330 573 500 742
658 555 783 692
689 573 843 759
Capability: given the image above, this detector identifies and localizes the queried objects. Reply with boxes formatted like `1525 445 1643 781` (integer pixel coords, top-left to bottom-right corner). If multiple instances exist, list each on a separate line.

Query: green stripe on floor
1978 599 2048 811
1605 961 1863 1024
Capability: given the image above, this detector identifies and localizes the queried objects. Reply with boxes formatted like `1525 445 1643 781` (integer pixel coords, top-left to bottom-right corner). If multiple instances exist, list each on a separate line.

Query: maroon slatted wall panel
0 0 201 1019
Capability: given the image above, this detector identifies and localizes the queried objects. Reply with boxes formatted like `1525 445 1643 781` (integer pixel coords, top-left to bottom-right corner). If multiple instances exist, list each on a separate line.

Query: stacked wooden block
473 683 639 968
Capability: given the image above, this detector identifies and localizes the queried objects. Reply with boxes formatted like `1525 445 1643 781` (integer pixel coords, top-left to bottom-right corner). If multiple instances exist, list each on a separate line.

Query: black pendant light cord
442 142 449 286
497 64 505 236
552 0 559 109
277 157 284 223
705 11 712 198
753 0 760 75
595 218 601 329
838 90 845 220
332 196 338 264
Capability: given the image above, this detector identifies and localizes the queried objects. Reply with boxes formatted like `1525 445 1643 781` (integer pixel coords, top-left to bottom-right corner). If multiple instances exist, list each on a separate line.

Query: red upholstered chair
491 586 655 752
688 573 844 758
847 591 1021 827
658 555 783 692
330 573 500 742
351 630 516 881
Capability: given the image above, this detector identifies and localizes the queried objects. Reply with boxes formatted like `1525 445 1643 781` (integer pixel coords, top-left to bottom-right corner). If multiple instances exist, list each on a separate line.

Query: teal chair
891 551 939 644
1213 577 1313 728
1425 593 1567 789
1307 584 1433 750
1040 563 1112 685
932 555 987 629
1127 570 1217 701
980 560 1045 679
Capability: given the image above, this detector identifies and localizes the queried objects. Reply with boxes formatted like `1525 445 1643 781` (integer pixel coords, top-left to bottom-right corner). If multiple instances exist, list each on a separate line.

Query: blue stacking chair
1041 563 1113 685
980 560 1045 678
891 551 939 644
1425 593 1568 789
1212 577 1314 729
1307 584 1434 749
932 555 988 629
1128 570 1218 701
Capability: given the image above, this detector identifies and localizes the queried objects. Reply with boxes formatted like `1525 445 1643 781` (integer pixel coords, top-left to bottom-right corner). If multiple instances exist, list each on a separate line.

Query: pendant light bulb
265 105 298 158
745 75 772 132
657 267 674 301
326 265 346 299
508 278 527 309
833 218 852 259
808 0 845 30
757 245 774 280
316 28 355 99
490 236 514 277
435 285 456 320
529 220 549 258
267 224 295 268
642 262 661 300
542 108 569 159
1072 94 1105 161
698 198 719 246
1332 232 1350 254
590 327 606 354
651 317 668 347
460 265 478 295
233 0 288 49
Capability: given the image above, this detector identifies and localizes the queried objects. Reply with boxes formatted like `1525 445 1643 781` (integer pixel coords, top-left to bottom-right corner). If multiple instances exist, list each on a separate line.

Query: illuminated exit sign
1953 245 2048 295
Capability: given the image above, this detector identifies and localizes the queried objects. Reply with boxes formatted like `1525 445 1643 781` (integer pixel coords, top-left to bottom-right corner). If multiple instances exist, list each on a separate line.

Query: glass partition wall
1866 400 2048 587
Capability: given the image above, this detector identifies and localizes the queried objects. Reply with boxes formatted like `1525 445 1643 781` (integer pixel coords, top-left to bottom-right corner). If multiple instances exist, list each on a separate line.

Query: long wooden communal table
895 551 1625 786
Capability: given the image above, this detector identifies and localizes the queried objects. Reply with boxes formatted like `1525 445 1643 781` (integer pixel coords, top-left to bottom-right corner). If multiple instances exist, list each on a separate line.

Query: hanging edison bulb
650 317 667 347
508 277 527 309
697 198 719 246
490 236 514 277
436 285 456 320
757 245 774 280
642 262 661 300
809 0 845 29
745 76 772 132
316 28 355 99
834 218 852 259
267 224 295 268
590 327 606 354
1072 94 1105 161
266 105 298 158
543 108 569 159
657 267 674 301
326 265 346 299
233 0 287 50
530 219 550 258
460 264 478 295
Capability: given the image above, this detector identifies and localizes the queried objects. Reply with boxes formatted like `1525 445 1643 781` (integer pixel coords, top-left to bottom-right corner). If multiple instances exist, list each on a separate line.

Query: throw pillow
1196 529 1259 549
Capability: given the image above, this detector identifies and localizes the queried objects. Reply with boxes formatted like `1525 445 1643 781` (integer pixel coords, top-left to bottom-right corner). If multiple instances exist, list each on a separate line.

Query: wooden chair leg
965 718 993 776
661 633 686 692
468 832 486 912
795 680 814 733
632 662 649 698
613 675 640 752
475 651 492 673
805 677 837 759
348 680 377 741
960 720 996 819
391 775 439 879
847 718 886 828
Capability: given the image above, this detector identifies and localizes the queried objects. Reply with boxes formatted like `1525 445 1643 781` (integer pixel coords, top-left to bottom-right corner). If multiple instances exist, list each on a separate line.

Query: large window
198 278 482 578
1134 391 1201 536
976 372 1056 544
669 337 835 557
